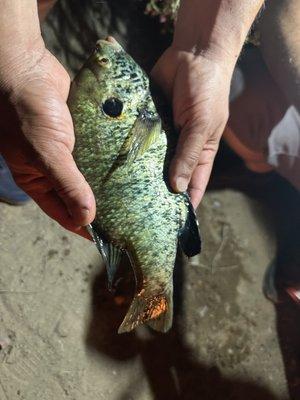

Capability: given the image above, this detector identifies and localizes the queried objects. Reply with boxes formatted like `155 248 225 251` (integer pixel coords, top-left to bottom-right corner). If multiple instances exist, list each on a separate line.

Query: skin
0 0 264 235
258 0 300 110
151 0 265 207
69 40 189 332
0 0 95 238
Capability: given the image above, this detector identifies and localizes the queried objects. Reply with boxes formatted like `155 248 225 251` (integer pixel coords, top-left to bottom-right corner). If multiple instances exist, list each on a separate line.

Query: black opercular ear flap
102 98 123 118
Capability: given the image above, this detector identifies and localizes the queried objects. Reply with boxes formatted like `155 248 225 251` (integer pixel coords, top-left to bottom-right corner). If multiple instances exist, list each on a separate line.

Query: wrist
172 0 264 69
0 0 41 49
0 0 45 93
168 45 235 79
0 37 46 96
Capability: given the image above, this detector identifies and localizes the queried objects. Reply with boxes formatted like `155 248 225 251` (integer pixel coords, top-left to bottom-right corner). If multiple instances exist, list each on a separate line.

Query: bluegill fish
68 38 201 333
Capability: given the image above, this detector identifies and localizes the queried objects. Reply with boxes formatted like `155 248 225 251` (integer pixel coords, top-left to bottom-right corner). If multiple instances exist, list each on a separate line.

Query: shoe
0 155 30 205
263 218 300 306
286 287 300 305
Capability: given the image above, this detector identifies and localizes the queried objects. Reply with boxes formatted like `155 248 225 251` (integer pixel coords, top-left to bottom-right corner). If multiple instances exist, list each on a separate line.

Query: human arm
0 0 95 237
151 0 265 207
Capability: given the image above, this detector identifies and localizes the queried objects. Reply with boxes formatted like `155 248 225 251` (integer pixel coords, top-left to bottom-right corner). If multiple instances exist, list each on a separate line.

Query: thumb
169 123 207 192
40 144 96 227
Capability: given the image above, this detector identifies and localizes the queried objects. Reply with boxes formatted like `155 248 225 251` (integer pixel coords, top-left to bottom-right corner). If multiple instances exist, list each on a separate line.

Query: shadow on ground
85 155 300 399
211 142 300 400
86 252 280 400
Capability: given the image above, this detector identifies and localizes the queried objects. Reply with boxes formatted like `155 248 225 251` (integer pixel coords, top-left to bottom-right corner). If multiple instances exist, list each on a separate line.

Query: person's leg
258 0 300 191
258 0 300 111
225 0 300 304
225 48 294 180
226 0 300 188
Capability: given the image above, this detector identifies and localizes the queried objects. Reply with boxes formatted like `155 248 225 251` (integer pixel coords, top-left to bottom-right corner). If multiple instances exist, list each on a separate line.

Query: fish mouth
105 36 119 45
84 37 124 81
95 36 123 51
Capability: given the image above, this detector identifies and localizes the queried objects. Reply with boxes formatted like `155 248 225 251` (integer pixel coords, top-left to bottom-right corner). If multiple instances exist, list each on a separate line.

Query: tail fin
118 289 173 334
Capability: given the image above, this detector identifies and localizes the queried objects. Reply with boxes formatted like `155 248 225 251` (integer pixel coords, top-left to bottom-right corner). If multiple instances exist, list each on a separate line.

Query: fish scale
68 38 201 333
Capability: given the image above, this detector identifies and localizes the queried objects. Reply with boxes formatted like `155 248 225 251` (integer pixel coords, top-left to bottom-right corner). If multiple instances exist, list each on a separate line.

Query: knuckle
56 179 85 204
178 152 199 178
185 149 200 166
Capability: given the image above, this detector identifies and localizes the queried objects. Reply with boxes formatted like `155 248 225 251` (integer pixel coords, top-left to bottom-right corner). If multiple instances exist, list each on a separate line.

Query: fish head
69 38 158 156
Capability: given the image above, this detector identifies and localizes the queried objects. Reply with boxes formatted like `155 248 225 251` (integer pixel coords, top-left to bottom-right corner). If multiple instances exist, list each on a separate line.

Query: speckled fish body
68 39 201 333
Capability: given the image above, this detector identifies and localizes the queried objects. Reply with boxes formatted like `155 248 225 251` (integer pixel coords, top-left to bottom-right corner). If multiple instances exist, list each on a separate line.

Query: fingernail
80 207 91 221
71 206 91 226
176 177 188 192
67 207 89 217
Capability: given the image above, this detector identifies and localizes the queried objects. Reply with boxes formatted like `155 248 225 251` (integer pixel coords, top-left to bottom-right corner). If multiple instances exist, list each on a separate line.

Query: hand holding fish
151 48 231 208
0 1 95 236
152 0 265 208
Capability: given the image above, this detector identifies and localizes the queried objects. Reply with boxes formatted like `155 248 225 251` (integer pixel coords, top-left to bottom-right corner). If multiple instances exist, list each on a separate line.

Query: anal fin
87 223 122 291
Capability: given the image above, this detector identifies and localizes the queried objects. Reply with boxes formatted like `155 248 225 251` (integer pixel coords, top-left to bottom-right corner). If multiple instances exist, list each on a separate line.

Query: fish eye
102 98 123 118
95 55 110 67
98 57 110 67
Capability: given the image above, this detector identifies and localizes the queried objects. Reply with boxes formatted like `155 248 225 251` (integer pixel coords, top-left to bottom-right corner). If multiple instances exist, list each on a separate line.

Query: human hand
0 44 96 238
151 47 232 208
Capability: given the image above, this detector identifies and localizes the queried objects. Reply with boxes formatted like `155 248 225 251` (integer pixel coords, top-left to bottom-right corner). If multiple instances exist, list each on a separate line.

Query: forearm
173 0 264 68
0 0 44 92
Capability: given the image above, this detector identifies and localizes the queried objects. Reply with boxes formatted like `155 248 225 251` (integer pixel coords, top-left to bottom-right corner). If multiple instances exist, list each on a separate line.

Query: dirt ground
1 1 300 399
1 189 298 400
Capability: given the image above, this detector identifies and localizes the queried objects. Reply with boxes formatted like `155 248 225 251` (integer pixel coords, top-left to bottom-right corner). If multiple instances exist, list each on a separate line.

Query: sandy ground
1 1 300 399
0 189 294 400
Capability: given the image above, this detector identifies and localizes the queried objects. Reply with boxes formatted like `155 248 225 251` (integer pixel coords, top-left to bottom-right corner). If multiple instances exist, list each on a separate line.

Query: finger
188 161 214 209
14 171 93 240
39 146 96 227
30 188 91 240
169 123 207 193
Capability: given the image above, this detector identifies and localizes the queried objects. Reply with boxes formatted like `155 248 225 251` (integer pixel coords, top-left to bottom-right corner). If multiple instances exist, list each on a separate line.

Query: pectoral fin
87 223 122 290
119 108 161 163
179 197 202 257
